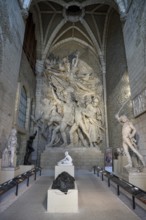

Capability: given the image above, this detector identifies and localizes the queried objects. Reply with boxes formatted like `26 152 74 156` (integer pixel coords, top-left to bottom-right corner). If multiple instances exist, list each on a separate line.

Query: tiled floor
0 170 145 220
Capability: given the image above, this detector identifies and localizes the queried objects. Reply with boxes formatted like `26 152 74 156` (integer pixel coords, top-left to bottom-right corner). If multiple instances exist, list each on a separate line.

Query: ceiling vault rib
44 13 56 45
41 11 62 14
81 19 102 56
91 14 102 47
52 24 94 48
43 18 66 59
51 38 96 55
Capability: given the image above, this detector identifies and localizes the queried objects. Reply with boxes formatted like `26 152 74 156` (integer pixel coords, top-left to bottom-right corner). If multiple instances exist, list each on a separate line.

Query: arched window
18 86 27 128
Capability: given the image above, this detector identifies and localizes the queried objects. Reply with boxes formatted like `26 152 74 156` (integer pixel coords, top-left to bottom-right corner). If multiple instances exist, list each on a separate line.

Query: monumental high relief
40 51 104 149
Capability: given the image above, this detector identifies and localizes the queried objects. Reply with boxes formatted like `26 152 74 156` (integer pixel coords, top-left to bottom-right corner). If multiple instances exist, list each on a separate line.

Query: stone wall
123 0 146 157
0 0 25 157
16 51 36 165
106 10 133 149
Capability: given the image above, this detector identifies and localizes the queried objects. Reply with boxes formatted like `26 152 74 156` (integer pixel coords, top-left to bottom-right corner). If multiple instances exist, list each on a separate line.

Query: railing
0 167 42 197
93 166 146 209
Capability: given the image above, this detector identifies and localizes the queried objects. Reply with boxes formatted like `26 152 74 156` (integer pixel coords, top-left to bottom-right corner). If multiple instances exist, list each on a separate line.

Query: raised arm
115 113 120 122
51 85 61 105
129 122 136 138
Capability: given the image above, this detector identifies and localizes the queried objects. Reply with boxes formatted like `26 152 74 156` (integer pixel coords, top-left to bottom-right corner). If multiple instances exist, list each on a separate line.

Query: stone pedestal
19 165 34 173
0 167 20 184
113 160 118 174
113 156 128 177
0 165 34 184
47 182 78 213
55 165 74 178
128 170 146 191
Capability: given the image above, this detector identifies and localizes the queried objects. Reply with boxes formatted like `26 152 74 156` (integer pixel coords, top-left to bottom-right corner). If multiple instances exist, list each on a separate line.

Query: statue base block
47 182 78 213
0 167 20 184
19 165 34 173
128 169 146 191
55 165 74 178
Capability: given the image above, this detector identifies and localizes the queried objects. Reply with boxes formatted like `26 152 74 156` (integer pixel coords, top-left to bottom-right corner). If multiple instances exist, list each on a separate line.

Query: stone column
100 55 109 149
114 0 127 20
13 82 21 127
31 59 44 165
25 97 31 130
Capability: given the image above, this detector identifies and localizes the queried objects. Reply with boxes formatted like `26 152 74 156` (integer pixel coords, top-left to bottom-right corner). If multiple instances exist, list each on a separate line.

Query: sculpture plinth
55 165 74 178
128 169 146 191
47 182 78 213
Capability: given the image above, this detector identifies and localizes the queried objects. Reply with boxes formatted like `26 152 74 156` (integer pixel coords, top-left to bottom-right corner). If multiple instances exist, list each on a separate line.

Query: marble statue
57 151 73 165
7 128 17 167
115 113 145 169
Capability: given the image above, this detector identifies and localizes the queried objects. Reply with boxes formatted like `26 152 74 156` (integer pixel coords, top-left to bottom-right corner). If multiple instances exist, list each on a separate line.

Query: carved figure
70 101 91 147
58 151 73 165
52 86 75 147
7 128 17 167
115 113 145 168
46 105 62 147
83 97 104 147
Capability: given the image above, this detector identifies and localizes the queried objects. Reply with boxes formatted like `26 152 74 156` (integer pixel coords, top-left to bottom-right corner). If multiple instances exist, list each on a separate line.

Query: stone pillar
31 59 44 165
13 82 21 127
100 55 109 148
114 0 127 20
25 97 31 130
35 59 44 117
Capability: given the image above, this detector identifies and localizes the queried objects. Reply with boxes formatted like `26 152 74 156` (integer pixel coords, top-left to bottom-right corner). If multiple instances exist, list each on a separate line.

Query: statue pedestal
113 160 118 174
113 156 128 177
47 182 78 213
128 169 146 191
55 165 74 178
0 167 20 184
19 165 34 173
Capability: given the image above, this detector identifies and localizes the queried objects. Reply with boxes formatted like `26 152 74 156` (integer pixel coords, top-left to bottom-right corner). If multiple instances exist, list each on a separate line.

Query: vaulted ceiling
29 0 125 62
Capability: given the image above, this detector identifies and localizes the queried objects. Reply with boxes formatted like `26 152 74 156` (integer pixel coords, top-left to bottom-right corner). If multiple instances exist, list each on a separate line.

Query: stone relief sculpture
57 151 73 165
83 96 104 148
2 128 18 168
115 113 145 170
41 50 104 148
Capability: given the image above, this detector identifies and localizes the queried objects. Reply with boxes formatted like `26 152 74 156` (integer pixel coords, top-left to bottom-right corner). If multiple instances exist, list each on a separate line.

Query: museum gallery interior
0 0 146 219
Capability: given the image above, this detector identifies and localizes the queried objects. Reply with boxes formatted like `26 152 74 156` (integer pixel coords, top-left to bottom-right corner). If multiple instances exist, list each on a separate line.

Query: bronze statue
24 131 37 165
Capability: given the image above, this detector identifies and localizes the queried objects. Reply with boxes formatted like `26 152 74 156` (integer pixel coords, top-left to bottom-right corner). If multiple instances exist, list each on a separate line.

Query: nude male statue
57 151 73 165
115 114 145 168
